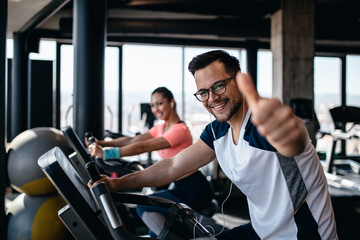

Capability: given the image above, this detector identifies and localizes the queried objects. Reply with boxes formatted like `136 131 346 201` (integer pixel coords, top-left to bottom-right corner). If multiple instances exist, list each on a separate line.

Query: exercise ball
7 127 71 196
7 193 69 240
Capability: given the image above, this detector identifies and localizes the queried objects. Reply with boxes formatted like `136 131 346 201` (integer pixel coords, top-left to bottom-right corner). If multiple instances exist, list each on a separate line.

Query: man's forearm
114 158 178 191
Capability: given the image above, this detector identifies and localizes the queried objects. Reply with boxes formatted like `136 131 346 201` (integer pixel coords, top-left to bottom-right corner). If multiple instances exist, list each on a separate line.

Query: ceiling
6 0 360 53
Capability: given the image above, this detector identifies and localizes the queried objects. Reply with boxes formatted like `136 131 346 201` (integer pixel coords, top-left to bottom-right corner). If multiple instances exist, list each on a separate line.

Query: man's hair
188 50 241 76
151 87 174 103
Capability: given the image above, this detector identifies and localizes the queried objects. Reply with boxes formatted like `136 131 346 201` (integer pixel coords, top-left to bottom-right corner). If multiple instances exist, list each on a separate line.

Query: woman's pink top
148 122 193 159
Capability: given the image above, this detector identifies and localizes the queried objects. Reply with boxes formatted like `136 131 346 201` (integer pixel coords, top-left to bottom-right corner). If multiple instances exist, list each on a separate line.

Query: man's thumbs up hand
236 72 307 157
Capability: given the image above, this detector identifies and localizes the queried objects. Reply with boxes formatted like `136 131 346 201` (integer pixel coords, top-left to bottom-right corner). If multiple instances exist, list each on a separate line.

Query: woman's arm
89 139 216 192
89 136 171 159
97 132 153 147
119 137 170 157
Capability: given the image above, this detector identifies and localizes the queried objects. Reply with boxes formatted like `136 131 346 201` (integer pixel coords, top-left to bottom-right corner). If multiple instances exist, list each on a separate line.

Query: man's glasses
194 75 235 102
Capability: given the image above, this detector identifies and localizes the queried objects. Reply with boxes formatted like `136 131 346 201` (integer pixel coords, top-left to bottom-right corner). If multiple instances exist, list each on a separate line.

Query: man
89 50 337 239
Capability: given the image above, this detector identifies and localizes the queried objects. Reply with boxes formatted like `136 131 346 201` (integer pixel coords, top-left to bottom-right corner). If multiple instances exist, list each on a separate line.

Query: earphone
209 112 216 139
171 102 174 108
199 111 233 238
193 98 246 238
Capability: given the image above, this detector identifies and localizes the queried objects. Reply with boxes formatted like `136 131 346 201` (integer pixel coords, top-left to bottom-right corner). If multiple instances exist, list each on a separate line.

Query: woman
88 86 213 237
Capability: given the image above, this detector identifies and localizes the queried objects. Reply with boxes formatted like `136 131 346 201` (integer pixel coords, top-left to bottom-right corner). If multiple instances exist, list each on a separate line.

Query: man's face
194 61 242 122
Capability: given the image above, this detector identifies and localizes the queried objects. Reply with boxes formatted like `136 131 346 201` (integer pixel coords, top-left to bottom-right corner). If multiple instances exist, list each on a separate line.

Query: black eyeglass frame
193 75 235 102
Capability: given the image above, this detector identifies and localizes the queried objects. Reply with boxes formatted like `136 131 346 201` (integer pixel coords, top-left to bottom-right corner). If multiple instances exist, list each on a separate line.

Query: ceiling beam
18 0 71 34
60 17 270 39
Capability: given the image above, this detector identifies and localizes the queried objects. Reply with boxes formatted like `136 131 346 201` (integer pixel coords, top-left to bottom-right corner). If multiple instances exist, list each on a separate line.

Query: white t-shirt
200 109 337 240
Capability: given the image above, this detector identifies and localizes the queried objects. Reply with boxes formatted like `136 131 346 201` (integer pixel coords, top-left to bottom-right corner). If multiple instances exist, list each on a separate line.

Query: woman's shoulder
173 121 190 130
165 121 191 135
148 122 165 136
151 122 165 129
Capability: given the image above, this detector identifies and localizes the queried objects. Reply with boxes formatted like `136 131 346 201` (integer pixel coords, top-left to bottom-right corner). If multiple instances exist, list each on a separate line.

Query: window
60 44 120 131
60 44 74 128
345 55 360 156
346 55 360 107
257 50 272 98
122 44 183 135
314 56 343 154
29 41 56 60
314 56 341 132
104 47 119 132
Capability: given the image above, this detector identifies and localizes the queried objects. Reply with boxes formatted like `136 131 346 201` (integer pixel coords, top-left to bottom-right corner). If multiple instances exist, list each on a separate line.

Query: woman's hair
151 87 174 104
188 50 241 76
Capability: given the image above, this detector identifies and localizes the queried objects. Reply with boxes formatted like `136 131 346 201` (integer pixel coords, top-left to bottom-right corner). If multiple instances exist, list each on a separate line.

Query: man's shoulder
202 120 230 140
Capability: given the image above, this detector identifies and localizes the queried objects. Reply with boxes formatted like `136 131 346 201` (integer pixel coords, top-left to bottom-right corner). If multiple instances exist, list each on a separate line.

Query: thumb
236 72 260 109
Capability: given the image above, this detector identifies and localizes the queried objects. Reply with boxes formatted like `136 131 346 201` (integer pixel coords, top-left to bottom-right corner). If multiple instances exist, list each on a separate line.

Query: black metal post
118 45 123 133
0 0 8 238
340 56 347 155
55 42 61 129
10 33 29 141
73 0 107 141
246 41 258 88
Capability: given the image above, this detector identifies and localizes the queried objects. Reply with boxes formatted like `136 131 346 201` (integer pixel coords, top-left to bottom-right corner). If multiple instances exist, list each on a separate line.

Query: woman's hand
85 136 98 147
88 142 104 159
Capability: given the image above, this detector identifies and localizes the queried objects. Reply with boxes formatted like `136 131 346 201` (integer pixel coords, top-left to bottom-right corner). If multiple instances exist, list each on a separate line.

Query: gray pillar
0 0 7 238
271 0 316 142
11 33 29 140
271 0 315 103
73 0 106 140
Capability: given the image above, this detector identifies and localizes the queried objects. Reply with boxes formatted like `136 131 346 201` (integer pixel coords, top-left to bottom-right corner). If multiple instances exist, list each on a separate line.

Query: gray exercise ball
6 193 69 240
7 127 71 196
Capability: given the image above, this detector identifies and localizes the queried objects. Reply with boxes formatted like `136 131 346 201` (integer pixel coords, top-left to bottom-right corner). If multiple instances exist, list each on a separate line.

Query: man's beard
211 96 243 122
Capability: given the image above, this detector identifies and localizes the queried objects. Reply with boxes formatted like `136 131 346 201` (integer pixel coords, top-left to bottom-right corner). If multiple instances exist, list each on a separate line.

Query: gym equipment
330 106 360 133
61 125 144 179
141 103 156 166
140 103 156 130
86 158 215 239
7 127 71 196
64 125 219 215
324 106 360 174
60 126 168 234
38 146 216 239
105 129 127 139
327 106 360 162
61 125 94 183
319 106 360 195
61 125 219 232
289 98 320 132
63 125 219 214
38 147 113 240
289 98 321 146
289 101 360 196
322 130 360 195
6 193 69 240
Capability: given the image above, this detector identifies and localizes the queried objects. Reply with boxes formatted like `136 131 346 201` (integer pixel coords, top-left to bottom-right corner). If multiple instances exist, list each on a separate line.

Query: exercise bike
38 147 217 239
59 126 220 237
